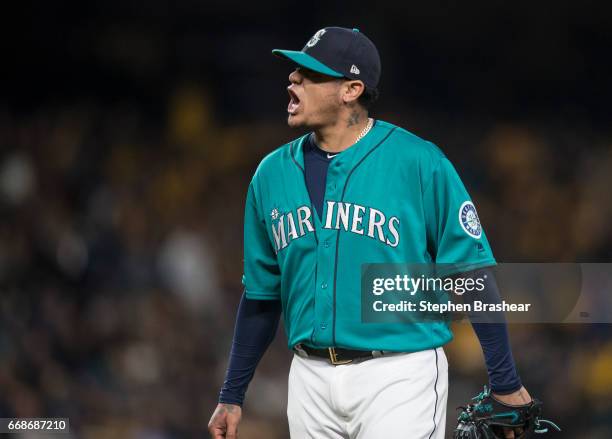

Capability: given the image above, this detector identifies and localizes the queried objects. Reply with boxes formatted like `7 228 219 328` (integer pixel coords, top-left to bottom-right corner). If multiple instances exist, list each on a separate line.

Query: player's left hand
492 387 531 438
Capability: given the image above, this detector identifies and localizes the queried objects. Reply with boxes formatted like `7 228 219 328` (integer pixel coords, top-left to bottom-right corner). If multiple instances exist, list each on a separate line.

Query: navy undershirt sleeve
463 268 523 394
218 292 282 406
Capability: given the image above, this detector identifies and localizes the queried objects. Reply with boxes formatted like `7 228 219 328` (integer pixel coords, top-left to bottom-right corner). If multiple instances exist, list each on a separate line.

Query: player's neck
313 109 369 153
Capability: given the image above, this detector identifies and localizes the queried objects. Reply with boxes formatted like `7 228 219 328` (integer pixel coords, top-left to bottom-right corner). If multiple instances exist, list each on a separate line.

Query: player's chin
287 113 306 128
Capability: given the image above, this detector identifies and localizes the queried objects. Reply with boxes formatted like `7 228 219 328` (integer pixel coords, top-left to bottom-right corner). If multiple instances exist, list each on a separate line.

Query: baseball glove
454 386 561 439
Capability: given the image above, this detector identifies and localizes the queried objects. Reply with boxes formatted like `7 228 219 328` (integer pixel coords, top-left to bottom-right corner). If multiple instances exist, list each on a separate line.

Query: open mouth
287 88 300 115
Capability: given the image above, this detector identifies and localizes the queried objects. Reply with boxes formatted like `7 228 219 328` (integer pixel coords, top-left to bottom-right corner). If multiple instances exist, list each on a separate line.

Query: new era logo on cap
272 27 381 89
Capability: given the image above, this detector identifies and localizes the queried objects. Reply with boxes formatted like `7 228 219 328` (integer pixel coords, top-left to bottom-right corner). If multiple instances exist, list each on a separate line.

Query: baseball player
208 27 545 439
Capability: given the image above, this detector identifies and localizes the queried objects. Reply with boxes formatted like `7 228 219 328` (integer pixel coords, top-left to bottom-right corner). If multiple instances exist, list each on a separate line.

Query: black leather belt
295 344 383 365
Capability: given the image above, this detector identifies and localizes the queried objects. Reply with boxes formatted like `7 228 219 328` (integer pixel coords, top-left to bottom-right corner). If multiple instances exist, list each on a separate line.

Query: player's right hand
208 403 242 438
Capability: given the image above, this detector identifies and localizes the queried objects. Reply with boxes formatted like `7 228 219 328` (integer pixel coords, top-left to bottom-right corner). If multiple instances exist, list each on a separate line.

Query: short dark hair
358 87 379 110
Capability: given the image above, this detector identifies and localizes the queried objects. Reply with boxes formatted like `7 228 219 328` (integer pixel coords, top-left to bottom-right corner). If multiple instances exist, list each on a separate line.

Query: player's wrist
218 391 244 407
492 386 532 405
489 377 522 395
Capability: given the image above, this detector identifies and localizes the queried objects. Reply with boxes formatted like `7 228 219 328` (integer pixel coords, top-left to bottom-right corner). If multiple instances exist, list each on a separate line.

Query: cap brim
272 49 344 78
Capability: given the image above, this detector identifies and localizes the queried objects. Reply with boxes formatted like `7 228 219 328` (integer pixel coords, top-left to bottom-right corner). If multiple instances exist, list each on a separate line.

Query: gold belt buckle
328 347 352 365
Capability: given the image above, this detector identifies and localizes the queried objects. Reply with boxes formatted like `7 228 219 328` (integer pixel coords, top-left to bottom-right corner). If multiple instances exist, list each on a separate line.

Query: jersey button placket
314 159 343 346
315 228 334 345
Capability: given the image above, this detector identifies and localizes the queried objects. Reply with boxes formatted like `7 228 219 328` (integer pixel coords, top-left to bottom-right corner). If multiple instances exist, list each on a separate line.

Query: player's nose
288 69 302 85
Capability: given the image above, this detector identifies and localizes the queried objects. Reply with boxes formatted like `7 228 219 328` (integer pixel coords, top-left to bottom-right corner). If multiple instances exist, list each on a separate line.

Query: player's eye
295 67 329 83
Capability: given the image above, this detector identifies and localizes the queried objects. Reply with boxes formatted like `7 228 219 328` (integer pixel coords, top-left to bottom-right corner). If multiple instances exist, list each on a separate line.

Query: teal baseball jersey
242 120 496 352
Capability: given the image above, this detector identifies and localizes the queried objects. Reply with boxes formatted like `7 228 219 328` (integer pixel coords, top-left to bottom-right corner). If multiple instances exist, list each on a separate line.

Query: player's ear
341 80 365 105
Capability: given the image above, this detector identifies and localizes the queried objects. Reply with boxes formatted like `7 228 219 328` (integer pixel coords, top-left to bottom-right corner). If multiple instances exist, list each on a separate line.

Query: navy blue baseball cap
272 27 381 89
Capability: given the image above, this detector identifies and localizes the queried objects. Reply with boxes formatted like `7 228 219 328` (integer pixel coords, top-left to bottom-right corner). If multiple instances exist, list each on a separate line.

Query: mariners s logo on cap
306 29 326 48
459 201 482 239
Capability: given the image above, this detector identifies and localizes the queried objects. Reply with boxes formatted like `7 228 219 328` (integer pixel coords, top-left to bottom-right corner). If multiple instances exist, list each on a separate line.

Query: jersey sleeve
243 179 281 300
423 157 496 273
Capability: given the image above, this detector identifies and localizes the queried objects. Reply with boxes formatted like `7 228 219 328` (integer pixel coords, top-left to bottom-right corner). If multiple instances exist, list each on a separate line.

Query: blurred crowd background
2 1 612 437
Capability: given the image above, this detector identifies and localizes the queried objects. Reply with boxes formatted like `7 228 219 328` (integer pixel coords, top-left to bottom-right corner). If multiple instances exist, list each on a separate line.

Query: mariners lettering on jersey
271 206 315 252
271 202 400 253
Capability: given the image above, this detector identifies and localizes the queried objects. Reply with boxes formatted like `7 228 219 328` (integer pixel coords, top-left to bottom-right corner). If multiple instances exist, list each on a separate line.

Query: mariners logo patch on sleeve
459 201 482 239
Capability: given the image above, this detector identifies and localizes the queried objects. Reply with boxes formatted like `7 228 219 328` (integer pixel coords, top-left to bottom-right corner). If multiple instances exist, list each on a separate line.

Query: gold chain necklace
356 118 374 143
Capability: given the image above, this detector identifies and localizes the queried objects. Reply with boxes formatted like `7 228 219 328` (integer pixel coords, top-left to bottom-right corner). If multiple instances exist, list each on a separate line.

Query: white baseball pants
287 347 448 439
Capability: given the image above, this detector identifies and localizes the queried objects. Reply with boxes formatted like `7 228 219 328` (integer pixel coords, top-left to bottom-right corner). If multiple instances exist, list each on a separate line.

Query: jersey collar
291 119 382 172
